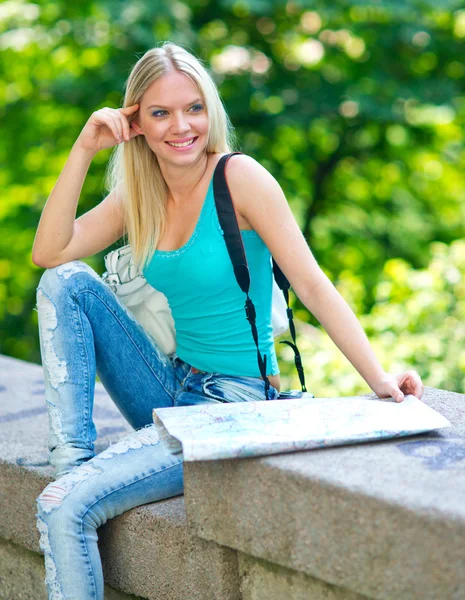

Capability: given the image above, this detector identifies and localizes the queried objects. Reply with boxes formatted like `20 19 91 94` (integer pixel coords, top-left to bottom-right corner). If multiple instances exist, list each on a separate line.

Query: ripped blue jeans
35 260 278 600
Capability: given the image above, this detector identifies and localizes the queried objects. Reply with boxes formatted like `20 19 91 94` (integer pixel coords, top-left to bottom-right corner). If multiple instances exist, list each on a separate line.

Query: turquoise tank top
142 175 279 377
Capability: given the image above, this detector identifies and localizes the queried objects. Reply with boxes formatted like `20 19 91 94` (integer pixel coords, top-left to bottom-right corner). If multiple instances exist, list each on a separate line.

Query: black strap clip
245 297 256 324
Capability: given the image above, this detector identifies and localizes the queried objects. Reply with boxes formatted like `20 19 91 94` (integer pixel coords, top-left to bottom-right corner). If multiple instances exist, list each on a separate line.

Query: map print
153 394 451 461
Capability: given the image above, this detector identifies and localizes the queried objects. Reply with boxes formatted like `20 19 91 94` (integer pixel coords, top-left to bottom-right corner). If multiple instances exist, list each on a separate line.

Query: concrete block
238 552 367 600
184 386 465 599
99 497 240 600
0 537 143 600
0 354 240 600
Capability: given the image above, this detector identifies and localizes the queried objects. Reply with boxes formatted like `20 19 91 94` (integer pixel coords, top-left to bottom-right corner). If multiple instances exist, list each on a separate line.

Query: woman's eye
151 105 203 117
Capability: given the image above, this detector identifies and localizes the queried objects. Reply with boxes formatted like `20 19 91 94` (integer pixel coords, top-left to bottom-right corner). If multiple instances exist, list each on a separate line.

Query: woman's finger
112 110 130 141
119 103 139 115
393 386 405 402
410 373 424 399
397 370 424 400
97 111 123 143
377 376 404 402
116 105 139 141
121 105 139 141
100 105 140 142
100 108 123 141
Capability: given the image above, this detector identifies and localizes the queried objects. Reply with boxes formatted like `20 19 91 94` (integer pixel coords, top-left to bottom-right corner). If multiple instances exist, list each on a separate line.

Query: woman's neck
159 153 210 206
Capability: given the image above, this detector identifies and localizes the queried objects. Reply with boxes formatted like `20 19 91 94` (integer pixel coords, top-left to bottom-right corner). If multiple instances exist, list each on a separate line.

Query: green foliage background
1 0 464 395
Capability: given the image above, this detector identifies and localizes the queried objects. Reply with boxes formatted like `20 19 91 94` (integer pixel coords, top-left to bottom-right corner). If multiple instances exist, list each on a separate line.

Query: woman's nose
171 112 190 134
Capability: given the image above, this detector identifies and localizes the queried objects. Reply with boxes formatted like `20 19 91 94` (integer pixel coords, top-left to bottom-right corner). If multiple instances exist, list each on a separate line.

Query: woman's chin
161 140 208 163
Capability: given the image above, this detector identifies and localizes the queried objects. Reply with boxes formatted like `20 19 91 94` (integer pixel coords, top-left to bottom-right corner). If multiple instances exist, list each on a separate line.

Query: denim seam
73 296 94 449
72 288 176 402
77 458 183 597
78 519 98 600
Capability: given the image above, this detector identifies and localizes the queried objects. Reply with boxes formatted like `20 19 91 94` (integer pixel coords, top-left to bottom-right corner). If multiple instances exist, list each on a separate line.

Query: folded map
152 394 450 461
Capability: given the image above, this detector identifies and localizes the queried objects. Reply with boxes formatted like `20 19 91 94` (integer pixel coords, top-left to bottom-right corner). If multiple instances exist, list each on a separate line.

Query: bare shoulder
224 153 286 220
225 153 275 198
222 152 325 305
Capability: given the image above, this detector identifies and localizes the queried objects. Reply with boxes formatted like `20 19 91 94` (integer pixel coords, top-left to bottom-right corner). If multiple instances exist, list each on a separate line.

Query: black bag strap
213 152 307 398
213 153 270 398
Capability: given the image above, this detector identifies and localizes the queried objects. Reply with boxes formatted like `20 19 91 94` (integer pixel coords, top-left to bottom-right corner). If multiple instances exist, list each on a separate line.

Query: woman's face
133 70 209 167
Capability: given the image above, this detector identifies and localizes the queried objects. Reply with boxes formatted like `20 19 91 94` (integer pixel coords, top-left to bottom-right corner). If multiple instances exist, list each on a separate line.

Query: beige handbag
101 244 177 355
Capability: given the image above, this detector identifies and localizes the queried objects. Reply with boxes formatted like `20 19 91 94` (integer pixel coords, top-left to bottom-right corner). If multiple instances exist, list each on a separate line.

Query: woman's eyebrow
147 97 203 109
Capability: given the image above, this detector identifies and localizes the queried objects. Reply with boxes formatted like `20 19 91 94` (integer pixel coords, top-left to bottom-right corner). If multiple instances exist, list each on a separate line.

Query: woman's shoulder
215 153 284 228
209 151 260 168
208 153 278 203
206 151 268 183
207 151 256 179
223 153 276 196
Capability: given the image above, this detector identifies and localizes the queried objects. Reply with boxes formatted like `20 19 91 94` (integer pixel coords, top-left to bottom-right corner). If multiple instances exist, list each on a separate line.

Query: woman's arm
302 271 423 401
302 270 386 390
32 144 96 267
32 104 139 268
226 154 424 401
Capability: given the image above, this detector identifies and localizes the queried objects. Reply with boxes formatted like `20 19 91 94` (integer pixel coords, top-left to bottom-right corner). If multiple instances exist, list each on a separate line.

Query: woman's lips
165 136 199 151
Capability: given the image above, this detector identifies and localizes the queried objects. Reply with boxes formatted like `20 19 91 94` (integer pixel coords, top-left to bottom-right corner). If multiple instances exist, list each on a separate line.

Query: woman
32 42 423 599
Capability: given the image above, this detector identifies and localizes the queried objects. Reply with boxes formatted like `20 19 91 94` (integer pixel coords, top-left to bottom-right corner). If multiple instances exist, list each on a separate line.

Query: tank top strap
201 177 225 239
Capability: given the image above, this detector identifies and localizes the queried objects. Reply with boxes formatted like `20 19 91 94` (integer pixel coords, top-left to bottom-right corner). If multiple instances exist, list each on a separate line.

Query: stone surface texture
184 386 465 600
0 537 142 600
238 552 368 600
2 352 464 600
99 498 240 600
0 354 240 600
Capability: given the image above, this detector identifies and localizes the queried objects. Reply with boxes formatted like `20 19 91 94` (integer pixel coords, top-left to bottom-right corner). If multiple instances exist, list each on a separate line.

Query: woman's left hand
371 370 424 403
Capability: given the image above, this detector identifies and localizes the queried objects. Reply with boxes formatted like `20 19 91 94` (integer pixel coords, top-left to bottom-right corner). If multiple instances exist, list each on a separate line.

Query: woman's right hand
74 104 141 155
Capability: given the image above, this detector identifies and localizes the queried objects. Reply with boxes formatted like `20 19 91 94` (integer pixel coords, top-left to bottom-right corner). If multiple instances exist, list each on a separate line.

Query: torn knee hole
56 261 102 281
39 484 68 507
98 425 160 460
36 288 68 390
38 463 102 513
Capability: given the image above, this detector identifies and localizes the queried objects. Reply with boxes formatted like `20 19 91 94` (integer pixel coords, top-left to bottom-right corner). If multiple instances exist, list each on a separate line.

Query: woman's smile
165 136 199 150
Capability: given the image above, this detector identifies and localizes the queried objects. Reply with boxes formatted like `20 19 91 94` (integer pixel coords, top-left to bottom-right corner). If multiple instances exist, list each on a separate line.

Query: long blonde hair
105 42 237 274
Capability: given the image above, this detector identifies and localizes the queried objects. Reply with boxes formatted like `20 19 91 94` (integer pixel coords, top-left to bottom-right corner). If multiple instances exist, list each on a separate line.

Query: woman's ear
131 120 144 136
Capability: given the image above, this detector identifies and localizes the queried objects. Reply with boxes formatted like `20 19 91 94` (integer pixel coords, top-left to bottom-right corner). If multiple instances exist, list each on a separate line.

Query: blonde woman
32 42 423 599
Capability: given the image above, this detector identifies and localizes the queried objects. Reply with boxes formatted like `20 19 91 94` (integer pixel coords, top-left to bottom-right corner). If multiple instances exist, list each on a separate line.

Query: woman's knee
37 260 102 297
36 462 103 522
36 261 105 322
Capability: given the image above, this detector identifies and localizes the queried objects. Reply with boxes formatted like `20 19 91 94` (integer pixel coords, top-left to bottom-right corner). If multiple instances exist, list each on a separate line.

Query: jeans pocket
171 355 191 385
202 375 277 403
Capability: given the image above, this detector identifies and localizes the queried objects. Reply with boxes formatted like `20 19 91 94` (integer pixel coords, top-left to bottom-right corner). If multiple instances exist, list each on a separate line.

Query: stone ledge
4 350 465 599
0 537 142 600
237 552 368 600
0 354 240 600
183 386 465 600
